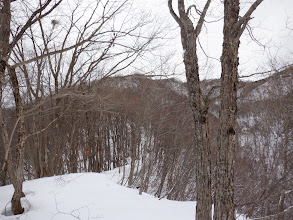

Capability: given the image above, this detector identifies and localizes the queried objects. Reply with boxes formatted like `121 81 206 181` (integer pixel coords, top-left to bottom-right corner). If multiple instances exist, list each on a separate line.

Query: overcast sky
132 0 293 80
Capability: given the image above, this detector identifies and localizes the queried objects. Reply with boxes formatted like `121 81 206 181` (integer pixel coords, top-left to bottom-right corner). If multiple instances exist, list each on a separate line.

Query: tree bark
0 0 25 215
9 67 26 215
214 1 263 219
214 1 240 219
168 1 212 219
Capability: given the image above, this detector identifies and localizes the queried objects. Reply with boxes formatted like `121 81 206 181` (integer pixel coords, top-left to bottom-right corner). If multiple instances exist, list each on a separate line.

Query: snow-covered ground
0 169 247 220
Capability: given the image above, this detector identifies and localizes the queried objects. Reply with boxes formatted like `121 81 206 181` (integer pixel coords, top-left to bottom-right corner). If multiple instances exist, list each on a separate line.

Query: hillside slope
0 172 194 220
0 171 247 220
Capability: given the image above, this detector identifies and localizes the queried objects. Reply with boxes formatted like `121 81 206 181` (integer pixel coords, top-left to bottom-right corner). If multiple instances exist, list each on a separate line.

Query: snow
0 170 248 220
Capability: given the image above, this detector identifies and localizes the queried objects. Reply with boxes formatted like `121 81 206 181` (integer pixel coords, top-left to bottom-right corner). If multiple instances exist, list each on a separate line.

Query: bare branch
239 63 293 79
187 5 201 16
235 0 264 39
239 0 264 26
9 0 63 53
245 23 265 48
168 0 184 29
11 40 85 68
11 0 127 70
194 0 211 37
198 37 220 62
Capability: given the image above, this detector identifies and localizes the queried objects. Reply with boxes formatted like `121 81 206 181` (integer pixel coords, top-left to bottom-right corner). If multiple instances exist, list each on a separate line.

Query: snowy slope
0 171 247 220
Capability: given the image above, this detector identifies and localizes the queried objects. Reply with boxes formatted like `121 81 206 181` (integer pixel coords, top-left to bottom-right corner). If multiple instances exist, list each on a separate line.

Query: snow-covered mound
0 171 247 220
0 172 195 220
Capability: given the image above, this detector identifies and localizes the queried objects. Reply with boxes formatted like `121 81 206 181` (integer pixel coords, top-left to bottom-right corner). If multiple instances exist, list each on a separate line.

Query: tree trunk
214 1 239 219
168 1 212 219
9 67 26 215
128 123 137 187
97 112 104 173
1 0 25 215
155 152 169 197
214 1 263 219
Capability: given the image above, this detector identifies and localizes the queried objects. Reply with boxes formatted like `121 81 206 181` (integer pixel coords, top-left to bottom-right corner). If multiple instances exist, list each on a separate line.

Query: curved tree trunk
9 67 26 215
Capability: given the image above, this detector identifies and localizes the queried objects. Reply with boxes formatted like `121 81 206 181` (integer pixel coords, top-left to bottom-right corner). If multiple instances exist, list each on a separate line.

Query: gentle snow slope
0 172 194 220
0 171 247 220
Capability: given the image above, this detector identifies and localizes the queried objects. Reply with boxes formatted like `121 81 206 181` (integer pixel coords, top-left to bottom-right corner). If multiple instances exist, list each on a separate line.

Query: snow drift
0 170 247 220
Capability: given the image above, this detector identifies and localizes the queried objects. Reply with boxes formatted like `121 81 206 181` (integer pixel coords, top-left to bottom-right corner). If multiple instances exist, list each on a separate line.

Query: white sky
132 0 293 80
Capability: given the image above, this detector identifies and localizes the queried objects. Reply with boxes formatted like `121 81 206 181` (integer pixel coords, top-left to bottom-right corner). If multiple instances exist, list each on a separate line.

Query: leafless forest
1 71 292 219
0 0 292 219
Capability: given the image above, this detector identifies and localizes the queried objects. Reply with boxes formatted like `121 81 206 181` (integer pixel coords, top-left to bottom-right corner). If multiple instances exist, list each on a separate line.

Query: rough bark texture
168 1 212 219
0 0 14 193
182 28 212 220
9 67 26 215
214 0 263 219
214 1 240 219
0 0 26 215
0 0 11 60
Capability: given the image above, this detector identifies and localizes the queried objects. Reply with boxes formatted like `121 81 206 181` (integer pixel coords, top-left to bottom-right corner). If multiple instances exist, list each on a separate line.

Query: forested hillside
1 69 292 219
1 0 293 219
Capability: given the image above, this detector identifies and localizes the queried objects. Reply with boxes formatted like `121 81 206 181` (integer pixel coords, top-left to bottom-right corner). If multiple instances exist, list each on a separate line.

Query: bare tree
0 0 62 214
0 0 161 215
167 0 266 220
214 0 263 219
168 1 212 219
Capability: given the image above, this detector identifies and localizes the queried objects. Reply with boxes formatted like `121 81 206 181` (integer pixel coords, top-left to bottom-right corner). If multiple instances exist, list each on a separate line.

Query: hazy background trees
1 71 292 218
0 0 163 214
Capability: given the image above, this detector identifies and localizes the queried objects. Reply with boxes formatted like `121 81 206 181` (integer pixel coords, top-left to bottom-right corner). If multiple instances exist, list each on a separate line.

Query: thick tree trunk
0 0 11 60
9 67 26 215
11 178 24 215
168 1 212 219
214 1 240 219
214 0 263 219
1 0 25 215
180 8 212 220
0 106 17 185
185 49 212 220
